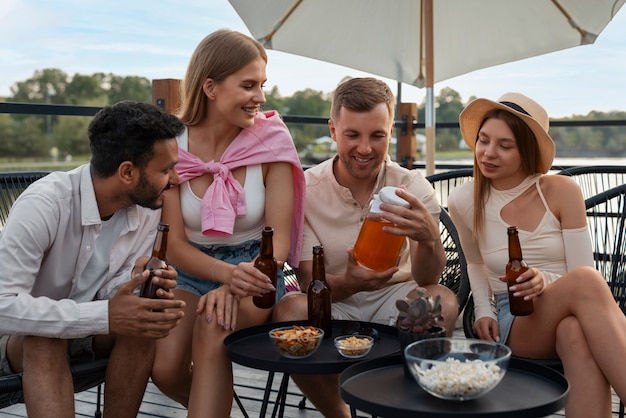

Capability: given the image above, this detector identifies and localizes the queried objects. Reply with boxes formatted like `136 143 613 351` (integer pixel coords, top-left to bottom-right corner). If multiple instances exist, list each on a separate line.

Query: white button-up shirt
0 165 160 338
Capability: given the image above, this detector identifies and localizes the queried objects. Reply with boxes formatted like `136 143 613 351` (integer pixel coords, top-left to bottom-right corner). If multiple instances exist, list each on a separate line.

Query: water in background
435 157 626 171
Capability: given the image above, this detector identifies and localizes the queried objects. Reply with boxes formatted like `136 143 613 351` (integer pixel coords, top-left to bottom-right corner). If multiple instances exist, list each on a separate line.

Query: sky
2 0 626 118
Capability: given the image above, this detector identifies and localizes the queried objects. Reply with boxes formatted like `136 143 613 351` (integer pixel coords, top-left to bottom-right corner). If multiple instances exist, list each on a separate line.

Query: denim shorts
175 239 285 300
496 293 515 344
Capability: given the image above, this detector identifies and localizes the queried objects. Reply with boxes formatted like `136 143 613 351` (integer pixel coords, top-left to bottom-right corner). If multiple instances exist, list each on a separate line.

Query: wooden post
396 102 417 169
152 79 181 115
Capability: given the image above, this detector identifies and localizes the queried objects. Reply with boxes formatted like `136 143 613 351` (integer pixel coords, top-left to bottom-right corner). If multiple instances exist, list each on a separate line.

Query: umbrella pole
424 0 435 175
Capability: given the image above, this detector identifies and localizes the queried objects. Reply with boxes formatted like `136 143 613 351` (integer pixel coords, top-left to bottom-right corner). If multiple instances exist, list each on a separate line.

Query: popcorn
415 357 503 398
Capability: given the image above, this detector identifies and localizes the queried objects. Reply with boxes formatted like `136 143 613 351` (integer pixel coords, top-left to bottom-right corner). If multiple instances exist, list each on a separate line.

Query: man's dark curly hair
88 101 185 177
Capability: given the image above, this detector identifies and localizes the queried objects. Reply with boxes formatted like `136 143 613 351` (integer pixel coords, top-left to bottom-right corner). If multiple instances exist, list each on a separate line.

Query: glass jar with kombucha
353 186 409 271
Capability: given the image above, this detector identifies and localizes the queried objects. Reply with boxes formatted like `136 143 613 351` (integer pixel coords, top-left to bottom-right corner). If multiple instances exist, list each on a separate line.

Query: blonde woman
151 29 305 417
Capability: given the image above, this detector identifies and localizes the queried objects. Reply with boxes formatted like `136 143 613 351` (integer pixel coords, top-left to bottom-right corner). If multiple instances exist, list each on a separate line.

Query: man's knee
272 292 307 322
423 284 459 314
22 336 67 358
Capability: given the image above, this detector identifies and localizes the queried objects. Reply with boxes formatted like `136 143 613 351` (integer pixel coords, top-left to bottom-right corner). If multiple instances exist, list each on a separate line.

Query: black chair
0 358 109 414
463 182 626 417
0 171 109 417
438 207 471 314
426 168 474 210
0 171 51 231
556 165 626 200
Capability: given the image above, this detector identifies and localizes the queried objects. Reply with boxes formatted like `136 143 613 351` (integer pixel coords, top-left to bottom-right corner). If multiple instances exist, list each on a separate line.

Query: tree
10 68 68 104
282 88 331 150
107 75 152 104
66 73 106 104
417 87 466 152
263 86 284 113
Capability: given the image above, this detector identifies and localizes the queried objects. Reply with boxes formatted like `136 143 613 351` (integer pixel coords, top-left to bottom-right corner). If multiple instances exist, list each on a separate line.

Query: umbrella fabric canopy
229 0 625 173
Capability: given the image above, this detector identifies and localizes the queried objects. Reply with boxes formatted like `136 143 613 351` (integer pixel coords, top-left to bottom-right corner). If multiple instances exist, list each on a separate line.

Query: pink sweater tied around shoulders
175 111 305 267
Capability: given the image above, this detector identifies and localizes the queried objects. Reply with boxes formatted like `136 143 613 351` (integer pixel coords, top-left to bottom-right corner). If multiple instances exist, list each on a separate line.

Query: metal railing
2 101 626 172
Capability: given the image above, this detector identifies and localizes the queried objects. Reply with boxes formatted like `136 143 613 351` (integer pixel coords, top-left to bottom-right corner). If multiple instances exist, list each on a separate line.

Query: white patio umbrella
229 0 625 174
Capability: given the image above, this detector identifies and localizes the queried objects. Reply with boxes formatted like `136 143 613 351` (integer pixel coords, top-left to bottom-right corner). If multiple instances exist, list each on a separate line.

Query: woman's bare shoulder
539 174 585 208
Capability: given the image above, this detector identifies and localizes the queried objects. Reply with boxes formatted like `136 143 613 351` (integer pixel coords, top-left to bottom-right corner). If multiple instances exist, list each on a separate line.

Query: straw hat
459 92 555 173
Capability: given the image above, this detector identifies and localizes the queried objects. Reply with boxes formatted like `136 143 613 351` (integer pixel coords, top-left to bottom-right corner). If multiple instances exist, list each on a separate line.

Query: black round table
225 320 399 374
225 320 400 417
340 354 569 418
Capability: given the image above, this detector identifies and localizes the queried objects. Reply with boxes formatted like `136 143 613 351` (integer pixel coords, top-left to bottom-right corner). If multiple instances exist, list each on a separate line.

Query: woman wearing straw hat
448 92 626 417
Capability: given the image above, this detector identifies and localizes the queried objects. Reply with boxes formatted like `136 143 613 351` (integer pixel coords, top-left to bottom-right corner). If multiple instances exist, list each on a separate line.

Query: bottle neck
312 253 326 282
260 231 274 259
508 232 523 260
152 230 168 260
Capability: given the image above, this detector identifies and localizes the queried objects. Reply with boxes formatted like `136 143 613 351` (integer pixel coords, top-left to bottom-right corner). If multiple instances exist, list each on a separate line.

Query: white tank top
177 128 266 245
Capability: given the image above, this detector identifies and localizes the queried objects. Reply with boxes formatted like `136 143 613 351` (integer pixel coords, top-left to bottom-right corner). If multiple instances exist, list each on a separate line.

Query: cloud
1 0 626 118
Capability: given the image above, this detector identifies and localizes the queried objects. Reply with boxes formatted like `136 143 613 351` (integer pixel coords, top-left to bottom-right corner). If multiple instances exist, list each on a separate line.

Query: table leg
271 373 290 418
259 371 275 418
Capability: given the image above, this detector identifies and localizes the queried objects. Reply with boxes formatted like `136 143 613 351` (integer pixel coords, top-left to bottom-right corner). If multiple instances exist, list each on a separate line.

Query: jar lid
370 194 382 213
378 186 410 208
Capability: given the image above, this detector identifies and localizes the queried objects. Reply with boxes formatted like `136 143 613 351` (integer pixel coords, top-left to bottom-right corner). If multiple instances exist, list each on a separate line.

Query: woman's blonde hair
472 109 540 236
177 29 267 125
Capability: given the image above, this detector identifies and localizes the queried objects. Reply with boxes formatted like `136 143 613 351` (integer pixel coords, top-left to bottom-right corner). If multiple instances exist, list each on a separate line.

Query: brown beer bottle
140 222 169 299
253 226 277 309
307 245 332 338
505 226 534 316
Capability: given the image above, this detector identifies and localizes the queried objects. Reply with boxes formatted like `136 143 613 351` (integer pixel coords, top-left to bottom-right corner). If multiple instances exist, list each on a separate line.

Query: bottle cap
378 186 410 208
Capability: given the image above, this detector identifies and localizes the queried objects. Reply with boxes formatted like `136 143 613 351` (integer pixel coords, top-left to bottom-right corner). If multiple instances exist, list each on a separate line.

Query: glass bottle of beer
308 245 332 338
140 222 169 299
353 186 409 271
506 226 534 316
253 226 277 309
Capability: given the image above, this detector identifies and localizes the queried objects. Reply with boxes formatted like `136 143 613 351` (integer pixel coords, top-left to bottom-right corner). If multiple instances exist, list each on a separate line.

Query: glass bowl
334 335 374 358
404 337 511 401
268 325 324 359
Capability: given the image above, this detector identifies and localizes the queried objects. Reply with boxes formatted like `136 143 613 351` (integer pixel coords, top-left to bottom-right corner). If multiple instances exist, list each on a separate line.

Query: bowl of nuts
404 337 511 401
268 325 324 359
334 335 374 358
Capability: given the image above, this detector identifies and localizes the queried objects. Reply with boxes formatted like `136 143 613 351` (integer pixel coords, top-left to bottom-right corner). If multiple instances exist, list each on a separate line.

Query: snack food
418 357 503 399
334 335 374 358
269 325 324 358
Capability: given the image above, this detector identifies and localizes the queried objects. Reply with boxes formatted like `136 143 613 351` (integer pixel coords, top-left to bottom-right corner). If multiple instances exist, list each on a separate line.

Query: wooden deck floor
1 324 623 417
3 362 624 418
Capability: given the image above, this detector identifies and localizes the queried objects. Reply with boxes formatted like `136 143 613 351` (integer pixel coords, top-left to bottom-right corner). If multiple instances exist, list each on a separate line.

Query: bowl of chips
269 325 324 359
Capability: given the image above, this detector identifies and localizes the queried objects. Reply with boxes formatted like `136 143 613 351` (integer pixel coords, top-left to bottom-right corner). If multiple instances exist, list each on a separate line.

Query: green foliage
2 70 626 162
281 88 332 150
3 69 153 159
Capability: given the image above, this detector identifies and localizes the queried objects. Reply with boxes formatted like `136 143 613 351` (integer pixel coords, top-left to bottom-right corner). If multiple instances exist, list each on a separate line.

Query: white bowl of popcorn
404 337 511 401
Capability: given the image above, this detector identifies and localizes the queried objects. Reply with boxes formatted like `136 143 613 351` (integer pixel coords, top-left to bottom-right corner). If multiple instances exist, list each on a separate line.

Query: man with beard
0 101 187 418
272 78 459 418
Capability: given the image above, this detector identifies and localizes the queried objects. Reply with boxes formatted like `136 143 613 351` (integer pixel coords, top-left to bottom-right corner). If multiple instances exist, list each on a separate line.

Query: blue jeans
175 239 285 300
496 293 515 344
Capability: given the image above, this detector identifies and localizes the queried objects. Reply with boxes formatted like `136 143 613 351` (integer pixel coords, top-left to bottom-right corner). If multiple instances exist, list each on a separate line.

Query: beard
338 153 383 181
128 172 168 210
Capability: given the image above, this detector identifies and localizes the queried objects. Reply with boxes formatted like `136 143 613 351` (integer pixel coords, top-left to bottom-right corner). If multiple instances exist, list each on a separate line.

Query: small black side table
225 320 400 418
340 354 569 418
